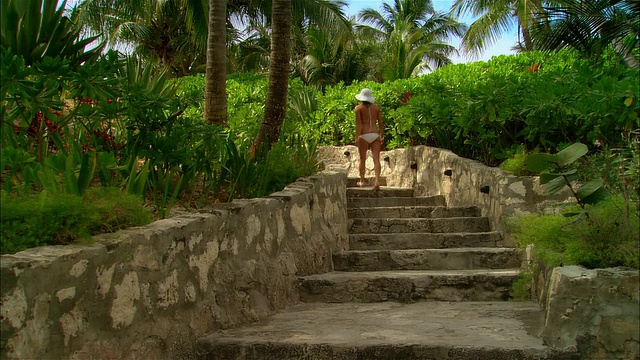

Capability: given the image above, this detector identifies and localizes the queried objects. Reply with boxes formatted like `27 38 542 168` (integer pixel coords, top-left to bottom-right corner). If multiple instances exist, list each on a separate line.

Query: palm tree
227 20 271 73
531 0 639 67
252 0 292 155
358 0 467 80
450 0 546 56
77 0 205 76
294 16 369 87
204 0 227 125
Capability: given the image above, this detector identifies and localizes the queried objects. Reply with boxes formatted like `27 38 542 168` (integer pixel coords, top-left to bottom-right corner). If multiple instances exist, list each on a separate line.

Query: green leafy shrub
499 145 535 176
578 131 640 217
174 50 639 169
510 197 639 269
1 187 153 254
186 50 635 166
216 136 321 201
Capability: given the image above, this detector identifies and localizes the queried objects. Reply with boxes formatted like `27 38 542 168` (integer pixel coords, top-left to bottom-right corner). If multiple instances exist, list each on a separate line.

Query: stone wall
0 168 349 360
541 266 639 359
525 234 639 359
318 145 571 246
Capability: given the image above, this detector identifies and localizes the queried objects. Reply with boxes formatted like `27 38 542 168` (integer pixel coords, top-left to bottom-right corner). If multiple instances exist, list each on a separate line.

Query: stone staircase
298 181 521 304
196 179 579 359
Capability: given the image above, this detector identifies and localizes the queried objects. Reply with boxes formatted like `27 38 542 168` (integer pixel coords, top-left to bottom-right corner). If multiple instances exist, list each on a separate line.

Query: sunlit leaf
556 143 588 166
624 96 633 107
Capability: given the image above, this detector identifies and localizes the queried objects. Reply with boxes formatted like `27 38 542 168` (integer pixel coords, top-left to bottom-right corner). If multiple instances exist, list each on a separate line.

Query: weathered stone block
542 266 639 359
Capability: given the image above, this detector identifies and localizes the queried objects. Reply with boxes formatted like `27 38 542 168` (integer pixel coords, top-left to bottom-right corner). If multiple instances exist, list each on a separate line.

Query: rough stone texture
349 217 492 234
0 169 348 360
332 248 522 271
298 269 520 302
347 195 446 208
197 302 579 360
318 145 573 247
349 232 505 251
347 205 481 219
541 266 639 360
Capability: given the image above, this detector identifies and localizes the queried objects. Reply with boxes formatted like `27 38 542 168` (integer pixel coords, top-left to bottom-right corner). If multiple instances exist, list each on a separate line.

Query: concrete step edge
351 216 489 222
347 205 481 219
301 268 521 279
332 248 522 271
334 247 521 255
348 232 505 250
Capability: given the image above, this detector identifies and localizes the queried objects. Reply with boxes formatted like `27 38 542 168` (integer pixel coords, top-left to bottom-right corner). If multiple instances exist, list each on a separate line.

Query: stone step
349 217 491 234
196 302 579 360
298 269 520 303
349 232 504 250
348 205 481 219
347 177 387 187
347 195 446 208
346 187 414 198
332 248 522 272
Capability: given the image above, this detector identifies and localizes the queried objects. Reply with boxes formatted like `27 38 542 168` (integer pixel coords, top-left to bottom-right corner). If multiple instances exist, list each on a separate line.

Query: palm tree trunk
521 24 534 51
252 0 291 156
204 0 227 125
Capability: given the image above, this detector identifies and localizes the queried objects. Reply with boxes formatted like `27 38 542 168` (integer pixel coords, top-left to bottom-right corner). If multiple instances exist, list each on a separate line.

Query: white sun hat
355 88 375 103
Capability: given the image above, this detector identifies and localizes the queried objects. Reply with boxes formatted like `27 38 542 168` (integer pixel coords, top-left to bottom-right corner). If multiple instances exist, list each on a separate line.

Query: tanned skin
354 101 384 188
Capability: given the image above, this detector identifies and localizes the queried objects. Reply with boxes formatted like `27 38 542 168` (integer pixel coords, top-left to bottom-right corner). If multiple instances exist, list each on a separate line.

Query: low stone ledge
541 266 639 359
0 169 348 359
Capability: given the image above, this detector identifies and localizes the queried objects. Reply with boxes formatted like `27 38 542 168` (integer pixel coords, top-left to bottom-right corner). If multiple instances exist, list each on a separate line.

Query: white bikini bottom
359 133 379 144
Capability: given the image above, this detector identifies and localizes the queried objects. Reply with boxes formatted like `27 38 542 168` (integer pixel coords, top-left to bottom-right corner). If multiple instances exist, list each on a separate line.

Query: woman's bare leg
371 139 382 189
357 138 368 187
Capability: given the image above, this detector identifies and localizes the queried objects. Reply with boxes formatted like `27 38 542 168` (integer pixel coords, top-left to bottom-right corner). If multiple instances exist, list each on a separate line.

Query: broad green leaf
556 143 588 166
540 172 560 185
549 169 577 176
540 169 577 184
544 175 569 196
579 186 610 206
524 154 558 172
576 179 603 200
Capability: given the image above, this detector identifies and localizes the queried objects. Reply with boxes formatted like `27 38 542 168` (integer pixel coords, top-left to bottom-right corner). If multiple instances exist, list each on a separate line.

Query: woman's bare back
355 103 381 134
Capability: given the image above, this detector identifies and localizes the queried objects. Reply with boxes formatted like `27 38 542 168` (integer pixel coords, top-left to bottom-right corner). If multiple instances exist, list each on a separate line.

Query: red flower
399 91 411 105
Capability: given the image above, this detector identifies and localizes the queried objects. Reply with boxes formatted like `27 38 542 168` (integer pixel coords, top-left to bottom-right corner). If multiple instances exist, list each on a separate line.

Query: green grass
1 187 153 254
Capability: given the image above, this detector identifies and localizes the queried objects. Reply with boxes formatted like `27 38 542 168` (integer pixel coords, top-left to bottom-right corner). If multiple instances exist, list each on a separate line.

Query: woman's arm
354 107 362 141
377 107 384 140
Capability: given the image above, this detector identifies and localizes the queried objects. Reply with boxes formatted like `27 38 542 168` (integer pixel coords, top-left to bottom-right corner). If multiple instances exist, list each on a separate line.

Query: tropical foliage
1 0 103 66
451 0 544 54
531 0 640 67
451 0 639 66
258 51 638 166
358 0 467 80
